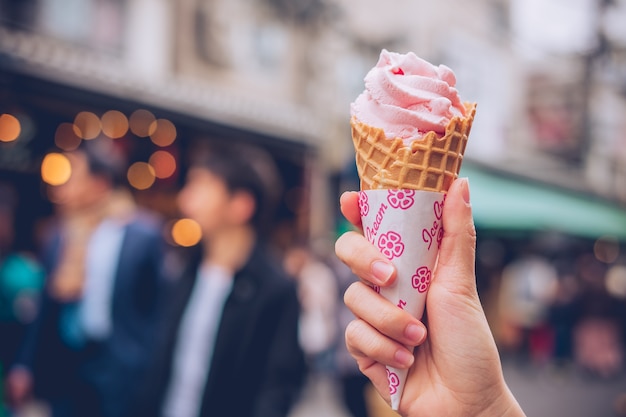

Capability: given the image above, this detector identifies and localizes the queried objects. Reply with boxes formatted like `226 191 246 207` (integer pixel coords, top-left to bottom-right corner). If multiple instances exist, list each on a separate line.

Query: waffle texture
352 102 476 192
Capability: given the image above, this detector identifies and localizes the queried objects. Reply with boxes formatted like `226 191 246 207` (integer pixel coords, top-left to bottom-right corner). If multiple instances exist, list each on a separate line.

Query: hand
335 178 525 417
5 366 33 408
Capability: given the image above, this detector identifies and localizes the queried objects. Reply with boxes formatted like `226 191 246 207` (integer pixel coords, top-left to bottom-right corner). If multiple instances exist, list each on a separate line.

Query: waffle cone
352 102 476 192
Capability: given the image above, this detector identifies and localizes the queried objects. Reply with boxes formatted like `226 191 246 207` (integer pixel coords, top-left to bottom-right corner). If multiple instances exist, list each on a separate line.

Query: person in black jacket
5 139 165 417
135 143 306 417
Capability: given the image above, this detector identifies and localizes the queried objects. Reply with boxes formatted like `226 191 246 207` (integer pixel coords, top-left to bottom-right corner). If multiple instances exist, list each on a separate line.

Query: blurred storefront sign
525 71 586 162
461 162 626 240
0 55 316 251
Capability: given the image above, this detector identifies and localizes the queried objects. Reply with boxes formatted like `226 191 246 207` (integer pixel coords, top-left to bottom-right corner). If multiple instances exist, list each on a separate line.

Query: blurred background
1 0 626 416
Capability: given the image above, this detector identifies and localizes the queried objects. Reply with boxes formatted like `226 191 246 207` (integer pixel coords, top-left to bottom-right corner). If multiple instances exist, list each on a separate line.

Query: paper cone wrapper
358 189 445 410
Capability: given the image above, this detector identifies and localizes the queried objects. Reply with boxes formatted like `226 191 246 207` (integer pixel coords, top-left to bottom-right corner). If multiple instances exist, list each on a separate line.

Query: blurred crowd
478 237 626 380
1 136 625 417
0 138 373 417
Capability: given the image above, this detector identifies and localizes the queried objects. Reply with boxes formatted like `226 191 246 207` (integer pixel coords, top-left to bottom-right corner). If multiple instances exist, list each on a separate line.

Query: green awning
460 162 626 240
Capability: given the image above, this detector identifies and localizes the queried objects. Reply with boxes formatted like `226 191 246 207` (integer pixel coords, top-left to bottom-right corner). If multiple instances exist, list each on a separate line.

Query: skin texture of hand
335 178 526 417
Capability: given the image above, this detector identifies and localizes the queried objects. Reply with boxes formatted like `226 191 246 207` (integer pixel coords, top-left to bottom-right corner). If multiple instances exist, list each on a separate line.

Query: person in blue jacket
6 139 165 417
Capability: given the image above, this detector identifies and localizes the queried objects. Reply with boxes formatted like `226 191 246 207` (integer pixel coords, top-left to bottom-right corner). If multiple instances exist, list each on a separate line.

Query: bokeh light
41 153 72 186
127 162 156 190
101 110 129 139
606 265 626 299
594 235 620 264
171 218 202 247
54 123 82 151
149 150 177 179
149 118 177 147
129 109 156 137
73 111 101 140
0 113 21 142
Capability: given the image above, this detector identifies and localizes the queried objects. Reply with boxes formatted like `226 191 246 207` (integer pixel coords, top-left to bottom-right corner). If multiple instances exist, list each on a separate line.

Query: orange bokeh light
101 110 129 139
129 109 156 137
55 123 82 151
41 153 72 186
127 162 156 190
73 111 101 140
171 218 202 247
149 150 177 179
0 114 21 142
149 119 177 147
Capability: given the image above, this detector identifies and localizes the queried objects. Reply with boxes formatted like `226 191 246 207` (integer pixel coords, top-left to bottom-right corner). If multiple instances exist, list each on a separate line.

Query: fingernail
371 261 394 284
405 323 425 344
460 177 470 204
394 348 414 367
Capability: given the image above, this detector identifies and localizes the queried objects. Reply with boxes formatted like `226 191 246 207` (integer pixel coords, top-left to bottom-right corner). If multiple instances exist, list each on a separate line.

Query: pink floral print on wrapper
358 190 444 412
412 266 432 293
378 231 404 260
387 189 416 210
387 369 400 395
358 191 369 217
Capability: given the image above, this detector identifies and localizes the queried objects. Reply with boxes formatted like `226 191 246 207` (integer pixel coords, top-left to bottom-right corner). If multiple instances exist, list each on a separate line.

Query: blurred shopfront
0 67 315 253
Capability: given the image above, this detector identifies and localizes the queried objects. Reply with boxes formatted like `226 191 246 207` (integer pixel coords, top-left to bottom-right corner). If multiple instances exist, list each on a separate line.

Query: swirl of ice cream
351 50 466 142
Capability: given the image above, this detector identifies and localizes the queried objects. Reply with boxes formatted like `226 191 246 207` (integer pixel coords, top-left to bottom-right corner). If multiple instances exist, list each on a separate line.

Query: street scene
1 0 626 416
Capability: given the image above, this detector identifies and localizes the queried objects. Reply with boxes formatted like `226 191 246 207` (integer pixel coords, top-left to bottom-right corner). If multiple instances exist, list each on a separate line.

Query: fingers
344 348 391 403
344 282 426 350
436 178 477 293
340 191 362 229
335 231 396 286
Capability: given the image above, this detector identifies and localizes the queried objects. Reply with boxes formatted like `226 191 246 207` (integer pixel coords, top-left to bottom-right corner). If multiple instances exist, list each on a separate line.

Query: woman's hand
335 178 525 417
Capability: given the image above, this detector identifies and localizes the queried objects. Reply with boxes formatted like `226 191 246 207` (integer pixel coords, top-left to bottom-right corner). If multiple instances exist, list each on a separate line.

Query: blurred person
283 244 339 373
497 256 559 364
331 254 373 417
5 139 166 417
335 179 526 417
570 254 625 378
133 143 306 417
330 159 374 417
574 317 623 377
0 182 45 417
0 183 45 369
545 265 580 365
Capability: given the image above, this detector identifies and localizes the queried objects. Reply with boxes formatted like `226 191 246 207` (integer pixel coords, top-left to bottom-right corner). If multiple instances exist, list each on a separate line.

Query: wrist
475 385 525 417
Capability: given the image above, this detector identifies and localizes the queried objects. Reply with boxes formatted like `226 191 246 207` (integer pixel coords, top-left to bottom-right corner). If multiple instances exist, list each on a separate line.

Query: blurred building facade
2 0 626 207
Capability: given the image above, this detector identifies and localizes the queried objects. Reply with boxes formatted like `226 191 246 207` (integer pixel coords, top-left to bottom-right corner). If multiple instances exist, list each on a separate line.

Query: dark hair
75 138 126 188
189 142 282 233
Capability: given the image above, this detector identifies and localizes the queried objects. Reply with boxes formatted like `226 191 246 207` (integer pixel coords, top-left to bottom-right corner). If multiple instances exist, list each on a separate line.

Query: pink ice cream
351 50 466 143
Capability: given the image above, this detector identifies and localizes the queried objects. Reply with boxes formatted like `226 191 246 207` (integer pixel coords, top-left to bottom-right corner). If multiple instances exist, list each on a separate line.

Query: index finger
340 191 362 230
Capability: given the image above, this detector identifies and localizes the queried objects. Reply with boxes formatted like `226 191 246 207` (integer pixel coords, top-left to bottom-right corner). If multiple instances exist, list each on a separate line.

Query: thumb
435 178 477 294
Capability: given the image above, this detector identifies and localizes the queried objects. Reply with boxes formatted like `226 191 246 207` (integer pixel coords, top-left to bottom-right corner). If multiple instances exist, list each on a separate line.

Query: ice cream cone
349 50 477 411
353 102 476 411
352 102 476 192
